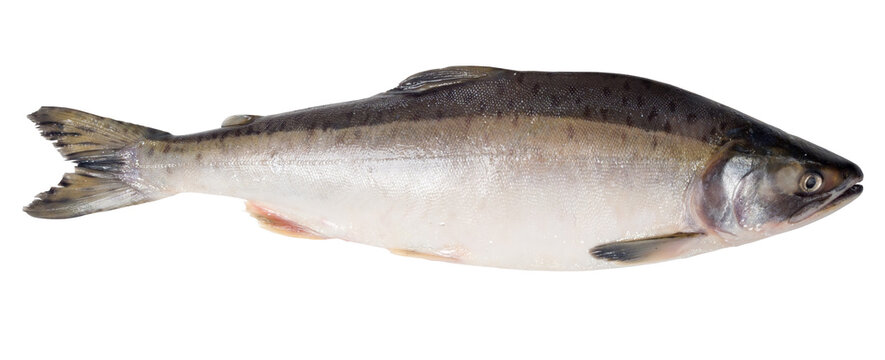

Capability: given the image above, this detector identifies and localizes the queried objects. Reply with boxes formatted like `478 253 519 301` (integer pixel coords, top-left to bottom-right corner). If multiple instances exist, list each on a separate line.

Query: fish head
695 124 863 244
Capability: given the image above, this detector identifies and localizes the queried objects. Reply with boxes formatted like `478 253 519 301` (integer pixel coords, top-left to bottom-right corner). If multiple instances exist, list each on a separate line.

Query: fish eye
799 172 823 193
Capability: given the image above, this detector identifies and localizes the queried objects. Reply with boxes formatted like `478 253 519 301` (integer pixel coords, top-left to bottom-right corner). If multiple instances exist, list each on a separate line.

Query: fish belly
143 116 717 270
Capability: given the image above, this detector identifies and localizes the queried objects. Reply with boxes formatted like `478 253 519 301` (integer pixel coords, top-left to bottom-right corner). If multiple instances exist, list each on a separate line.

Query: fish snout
843 160 863 185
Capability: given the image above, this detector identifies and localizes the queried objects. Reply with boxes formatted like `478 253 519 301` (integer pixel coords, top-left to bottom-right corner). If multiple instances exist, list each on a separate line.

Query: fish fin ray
590 232 704 264
388 66 502 94
245 201 328 239
24 107 171 219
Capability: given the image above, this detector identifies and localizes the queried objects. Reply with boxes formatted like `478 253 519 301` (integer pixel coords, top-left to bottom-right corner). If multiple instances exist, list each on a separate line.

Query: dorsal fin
389 66 501 94
221 114 261 127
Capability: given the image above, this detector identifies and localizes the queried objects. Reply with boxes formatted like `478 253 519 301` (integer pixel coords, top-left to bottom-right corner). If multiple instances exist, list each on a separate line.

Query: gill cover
695 140 761 242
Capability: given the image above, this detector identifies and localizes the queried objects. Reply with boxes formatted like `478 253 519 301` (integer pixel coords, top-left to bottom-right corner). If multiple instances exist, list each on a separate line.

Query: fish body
25 67 863 270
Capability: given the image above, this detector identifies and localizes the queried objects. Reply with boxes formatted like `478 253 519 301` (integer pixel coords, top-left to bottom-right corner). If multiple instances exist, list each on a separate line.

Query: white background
1 1 881 359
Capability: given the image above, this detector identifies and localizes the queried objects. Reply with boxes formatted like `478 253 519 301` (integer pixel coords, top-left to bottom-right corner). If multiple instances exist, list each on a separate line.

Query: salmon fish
24 66 863 270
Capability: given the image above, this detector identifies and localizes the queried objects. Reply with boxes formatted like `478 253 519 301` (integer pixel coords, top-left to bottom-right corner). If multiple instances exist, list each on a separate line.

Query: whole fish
24 66 863 270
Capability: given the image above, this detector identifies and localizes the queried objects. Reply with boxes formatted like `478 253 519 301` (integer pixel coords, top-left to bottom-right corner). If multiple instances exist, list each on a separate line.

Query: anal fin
590 232 704 264
245 201 327 239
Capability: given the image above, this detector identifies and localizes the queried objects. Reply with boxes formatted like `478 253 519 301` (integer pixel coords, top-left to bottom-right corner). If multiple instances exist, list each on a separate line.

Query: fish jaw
789 183 863 226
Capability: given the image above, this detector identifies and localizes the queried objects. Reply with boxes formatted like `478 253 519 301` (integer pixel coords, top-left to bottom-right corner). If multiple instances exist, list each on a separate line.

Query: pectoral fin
590 232 704 264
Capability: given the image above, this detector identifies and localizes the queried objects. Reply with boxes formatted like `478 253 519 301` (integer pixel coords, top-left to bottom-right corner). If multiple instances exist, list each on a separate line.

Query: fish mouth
789 182 863 224
829 184 863 209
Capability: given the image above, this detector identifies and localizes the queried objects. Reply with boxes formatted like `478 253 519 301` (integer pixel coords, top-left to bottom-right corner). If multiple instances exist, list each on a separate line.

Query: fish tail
24 107 172 219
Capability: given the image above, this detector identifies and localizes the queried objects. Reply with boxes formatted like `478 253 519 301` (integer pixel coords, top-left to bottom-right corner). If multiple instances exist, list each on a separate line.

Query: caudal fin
24 107 171 219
